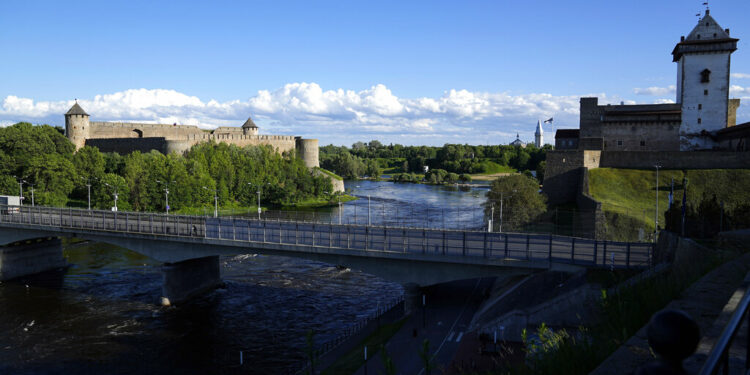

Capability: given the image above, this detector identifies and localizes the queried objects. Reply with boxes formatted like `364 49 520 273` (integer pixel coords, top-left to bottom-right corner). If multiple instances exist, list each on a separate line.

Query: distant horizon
2 1 749 146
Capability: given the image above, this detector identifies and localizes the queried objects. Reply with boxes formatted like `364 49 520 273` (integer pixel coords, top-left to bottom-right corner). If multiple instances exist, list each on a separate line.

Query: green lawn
588 168 750 238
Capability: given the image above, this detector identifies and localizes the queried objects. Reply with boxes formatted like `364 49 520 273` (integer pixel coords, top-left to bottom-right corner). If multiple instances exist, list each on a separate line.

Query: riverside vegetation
319 141 549 182
0 122 335 212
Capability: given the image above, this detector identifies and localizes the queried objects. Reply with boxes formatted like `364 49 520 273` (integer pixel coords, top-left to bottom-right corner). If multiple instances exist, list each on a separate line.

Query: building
543 10 750 207
510 133 526 147
64 102 320 168
535 120 544 148
554 9 744 152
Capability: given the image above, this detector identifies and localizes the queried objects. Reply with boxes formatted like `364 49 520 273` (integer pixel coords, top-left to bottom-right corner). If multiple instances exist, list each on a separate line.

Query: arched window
701 69 711 83
132 129 143 138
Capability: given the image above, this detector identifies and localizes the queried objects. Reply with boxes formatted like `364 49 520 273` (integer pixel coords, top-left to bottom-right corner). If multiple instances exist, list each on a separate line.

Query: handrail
698 285 750 375
0 204 653 270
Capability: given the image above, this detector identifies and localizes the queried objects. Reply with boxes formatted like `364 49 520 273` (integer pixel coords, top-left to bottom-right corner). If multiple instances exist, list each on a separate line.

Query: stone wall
86 137 168 154
542 151 585 205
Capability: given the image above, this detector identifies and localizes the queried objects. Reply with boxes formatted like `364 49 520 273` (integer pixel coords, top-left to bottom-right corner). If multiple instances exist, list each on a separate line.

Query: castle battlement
66 105 319 168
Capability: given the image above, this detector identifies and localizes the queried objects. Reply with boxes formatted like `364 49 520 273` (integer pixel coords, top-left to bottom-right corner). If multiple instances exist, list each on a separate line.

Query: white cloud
654 98 676 104
0 84 651 145
730 85 750 95
731 73 750 79
633 85 676 96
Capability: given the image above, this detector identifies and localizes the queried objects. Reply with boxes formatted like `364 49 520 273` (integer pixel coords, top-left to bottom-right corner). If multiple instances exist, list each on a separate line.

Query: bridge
0 204 652 306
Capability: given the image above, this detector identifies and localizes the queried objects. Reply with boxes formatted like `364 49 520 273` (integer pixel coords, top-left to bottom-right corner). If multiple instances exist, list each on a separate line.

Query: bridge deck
0 205 653 269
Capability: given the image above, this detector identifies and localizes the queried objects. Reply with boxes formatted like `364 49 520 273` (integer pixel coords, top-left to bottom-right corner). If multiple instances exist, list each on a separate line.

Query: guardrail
698 286 750 375
0 204 653 269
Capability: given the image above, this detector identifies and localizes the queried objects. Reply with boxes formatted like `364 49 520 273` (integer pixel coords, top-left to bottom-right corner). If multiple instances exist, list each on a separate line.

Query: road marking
455 332 464 342
446 331 455 341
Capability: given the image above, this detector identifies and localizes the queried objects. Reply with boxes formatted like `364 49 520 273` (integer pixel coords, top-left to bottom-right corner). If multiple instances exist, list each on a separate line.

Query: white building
535 120 544 148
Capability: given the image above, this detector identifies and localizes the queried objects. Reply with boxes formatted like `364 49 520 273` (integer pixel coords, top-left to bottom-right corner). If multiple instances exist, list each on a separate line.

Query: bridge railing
0 204 653 269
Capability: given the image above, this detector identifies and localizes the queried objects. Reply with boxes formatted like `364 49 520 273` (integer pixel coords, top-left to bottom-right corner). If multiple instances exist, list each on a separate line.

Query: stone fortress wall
65 104 319 168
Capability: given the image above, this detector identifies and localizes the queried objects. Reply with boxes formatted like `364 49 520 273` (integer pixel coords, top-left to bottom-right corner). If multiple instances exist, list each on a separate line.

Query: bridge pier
160 255 222 306
402 283 423 316
0 238 66 281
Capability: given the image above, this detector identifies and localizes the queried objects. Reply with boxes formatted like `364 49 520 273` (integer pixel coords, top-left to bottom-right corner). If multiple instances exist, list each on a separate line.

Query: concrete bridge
0 204 652 306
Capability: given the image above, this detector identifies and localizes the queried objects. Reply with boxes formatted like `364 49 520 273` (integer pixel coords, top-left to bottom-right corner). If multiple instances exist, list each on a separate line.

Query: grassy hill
588 168 750 240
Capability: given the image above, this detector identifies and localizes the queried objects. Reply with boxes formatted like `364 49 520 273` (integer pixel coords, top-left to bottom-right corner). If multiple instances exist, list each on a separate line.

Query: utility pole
654 164 661 242
499 192 504 233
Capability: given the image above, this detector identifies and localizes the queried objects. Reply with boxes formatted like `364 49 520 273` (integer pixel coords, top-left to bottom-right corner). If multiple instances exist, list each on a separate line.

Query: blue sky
2 0 750 146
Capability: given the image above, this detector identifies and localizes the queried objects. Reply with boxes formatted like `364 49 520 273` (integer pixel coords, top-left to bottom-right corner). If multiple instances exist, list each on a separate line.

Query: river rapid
0 180 488 374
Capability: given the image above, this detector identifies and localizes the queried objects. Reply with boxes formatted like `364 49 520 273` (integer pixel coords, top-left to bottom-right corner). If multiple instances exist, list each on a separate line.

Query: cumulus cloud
730 85 750 95
0 84 644 145
633 85 676 96
731 73 750 79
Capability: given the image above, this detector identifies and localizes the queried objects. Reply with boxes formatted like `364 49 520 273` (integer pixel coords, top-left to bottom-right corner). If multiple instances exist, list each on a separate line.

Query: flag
543 118 553 124
668 178 674 208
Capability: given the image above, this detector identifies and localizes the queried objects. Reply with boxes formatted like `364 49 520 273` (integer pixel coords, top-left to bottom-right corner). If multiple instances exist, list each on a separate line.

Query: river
0 180 489 374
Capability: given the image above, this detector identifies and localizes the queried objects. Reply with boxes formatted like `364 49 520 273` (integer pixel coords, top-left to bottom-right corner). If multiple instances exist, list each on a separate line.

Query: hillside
588 168 750 240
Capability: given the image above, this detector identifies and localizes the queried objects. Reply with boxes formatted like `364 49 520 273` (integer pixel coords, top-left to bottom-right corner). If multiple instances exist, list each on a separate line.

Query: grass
284 194 357 209
321 318 407 375
588 168 750 240
316 168 344 181
478 160 516 175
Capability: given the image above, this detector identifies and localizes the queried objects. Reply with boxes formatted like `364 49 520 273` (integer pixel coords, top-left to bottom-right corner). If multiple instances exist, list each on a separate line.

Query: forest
0 122 333 212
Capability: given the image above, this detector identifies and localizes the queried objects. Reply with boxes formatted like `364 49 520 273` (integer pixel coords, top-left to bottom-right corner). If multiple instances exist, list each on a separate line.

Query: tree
485 174 547 232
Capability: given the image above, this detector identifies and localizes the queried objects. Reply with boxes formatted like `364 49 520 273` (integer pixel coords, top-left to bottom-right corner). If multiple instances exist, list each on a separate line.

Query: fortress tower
242 117 258 136
673 9 739 150
65 102 89 150
535 119 543 148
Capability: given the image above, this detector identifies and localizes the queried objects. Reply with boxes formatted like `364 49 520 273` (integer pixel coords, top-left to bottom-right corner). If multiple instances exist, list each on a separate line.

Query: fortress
544 10 750 206
64 103 320 168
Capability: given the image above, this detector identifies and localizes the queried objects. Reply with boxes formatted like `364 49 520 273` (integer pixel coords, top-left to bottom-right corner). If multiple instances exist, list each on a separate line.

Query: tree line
319 140 550 179
0 122 332 211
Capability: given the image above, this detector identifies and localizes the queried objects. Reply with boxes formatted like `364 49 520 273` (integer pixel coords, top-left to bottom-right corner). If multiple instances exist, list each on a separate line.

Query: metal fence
0 204 653 269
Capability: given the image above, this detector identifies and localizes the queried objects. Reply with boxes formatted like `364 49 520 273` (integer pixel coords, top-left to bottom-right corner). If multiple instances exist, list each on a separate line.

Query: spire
535 119 543 135
242 116 258 129
65 101 89 116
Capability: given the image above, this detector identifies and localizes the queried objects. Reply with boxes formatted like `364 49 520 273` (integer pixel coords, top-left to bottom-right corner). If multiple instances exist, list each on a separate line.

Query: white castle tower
672 9 738 150
534 119 543 148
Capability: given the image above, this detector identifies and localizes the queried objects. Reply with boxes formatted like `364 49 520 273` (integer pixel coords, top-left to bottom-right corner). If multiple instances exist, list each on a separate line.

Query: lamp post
157 180 175 214
203 186 218 218
80 177 94 210
488 205 494 232
338 195 343 225
654 164 661 241
368 195 371 226
248 183 268 220
28 184 35 207
14 176 26 204
104 183 118 211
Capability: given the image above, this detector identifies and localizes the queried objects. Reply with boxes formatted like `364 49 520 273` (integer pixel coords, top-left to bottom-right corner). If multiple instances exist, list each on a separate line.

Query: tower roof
242 117 258 129
535 119 543 135
65 102 89 116
672 11 738 62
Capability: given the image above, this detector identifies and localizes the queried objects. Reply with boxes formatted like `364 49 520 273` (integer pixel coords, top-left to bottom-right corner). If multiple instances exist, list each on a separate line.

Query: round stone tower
295 137 319 168
65 102 90 150
241 116 259 136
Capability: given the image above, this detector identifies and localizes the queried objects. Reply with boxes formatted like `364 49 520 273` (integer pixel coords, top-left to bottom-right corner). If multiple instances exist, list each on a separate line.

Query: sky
1 0 750 146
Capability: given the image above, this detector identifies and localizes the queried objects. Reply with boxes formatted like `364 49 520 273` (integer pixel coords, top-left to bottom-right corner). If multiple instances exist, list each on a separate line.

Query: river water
0 181 488 374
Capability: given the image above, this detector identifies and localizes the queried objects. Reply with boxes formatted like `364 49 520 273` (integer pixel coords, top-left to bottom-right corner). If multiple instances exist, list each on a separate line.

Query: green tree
485 174 547 231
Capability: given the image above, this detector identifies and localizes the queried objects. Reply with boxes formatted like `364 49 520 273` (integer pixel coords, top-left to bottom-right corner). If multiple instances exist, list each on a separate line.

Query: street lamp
338 195 343 225
203 186 218 218
13 176 26 204
654 163 661 241
104 182 119 211
488 204 494 232
498 189 517 233
28 183 35 207
157 180 175 214
80 177 94 210
248 183 269 220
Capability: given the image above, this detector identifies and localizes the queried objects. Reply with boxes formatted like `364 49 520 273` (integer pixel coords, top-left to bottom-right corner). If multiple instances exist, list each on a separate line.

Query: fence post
548 234 553 261
593 240 598 266
626 243 631 269
526 234 530 259
483 232 488 258
312 224 316 247
403 229 407 253
504 234 509 257
125 212 129 232
423 229 426 254
263 220 266 243
365 226 369 251
603 240 607 267
571 238 576 263
295 222 299 245
442 230 446 255
463 231 467 256
347 225 350 249
329 223 333 248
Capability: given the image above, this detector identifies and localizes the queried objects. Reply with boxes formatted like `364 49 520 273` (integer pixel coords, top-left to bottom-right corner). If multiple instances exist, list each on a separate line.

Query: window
698 104 702 110
698 118 702 124
697 34 701 39
704 89 709 95
701 69 711 83
617 140 623 146
640 140 646 147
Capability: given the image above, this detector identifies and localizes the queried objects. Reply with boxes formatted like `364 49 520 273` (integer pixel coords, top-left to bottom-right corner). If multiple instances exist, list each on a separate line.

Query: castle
64 102 320 168
544 10 750 206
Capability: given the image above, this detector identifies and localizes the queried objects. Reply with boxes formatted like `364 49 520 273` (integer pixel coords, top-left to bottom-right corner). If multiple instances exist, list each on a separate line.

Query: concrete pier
161 255 222 306
402 282 422 316
0 238 66 281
